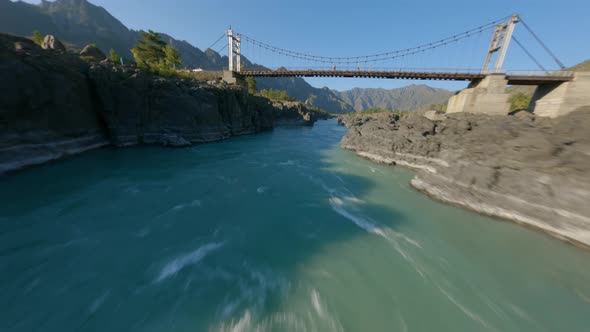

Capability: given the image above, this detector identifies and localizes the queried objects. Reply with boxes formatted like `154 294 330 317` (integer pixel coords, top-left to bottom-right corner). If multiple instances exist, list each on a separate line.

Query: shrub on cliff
510 92 532 111
32 30 44 45
247 76 257 94
260 89 295 101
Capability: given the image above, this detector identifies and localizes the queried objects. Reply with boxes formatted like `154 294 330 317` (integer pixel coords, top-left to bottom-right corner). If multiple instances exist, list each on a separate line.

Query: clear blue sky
23 0 590 91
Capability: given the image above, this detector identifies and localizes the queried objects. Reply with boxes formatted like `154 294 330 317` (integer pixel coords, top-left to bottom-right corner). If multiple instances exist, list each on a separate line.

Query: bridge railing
239 67 575 78
241 66 486 74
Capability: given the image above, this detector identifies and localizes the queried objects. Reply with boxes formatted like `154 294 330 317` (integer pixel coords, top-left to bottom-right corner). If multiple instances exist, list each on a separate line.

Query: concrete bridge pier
446 74 511 115
222 70 241 84
528 72 590 118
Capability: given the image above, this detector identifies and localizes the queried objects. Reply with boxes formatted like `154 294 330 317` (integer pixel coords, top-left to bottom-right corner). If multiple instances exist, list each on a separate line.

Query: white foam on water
216 311 307 332
329 197 387 238
397 312 409 332
508 304 536 323
324 182 428 280
230 310 252 332
221 299 241 318
330 197 344 206
89 290 111 314
257 187 269 194
171 200 202 211
136 227 151 238
310 288 325 318
172 204 185 211
576 289 590 304
308 288 345 332
436 285 498 332
344 196 364 204
216 267 289 323
155 242 224 283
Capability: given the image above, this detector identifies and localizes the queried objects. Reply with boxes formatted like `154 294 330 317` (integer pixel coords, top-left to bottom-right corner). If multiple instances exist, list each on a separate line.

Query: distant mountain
0 0 225 68
255 76 355 114
337 85 453 112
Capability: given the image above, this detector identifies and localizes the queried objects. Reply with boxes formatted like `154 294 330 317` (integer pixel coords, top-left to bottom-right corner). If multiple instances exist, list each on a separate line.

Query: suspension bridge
212 14 588 117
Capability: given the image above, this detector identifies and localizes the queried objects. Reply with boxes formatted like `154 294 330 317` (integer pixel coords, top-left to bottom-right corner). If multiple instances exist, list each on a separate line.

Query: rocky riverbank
339 109 590 247
0 33 328 174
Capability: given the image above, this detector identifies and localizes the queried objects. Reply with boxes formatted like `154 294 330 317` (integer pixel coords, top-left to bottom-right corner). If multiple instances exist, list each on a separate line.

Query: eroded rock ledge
339 109 590 247
0 33 328 174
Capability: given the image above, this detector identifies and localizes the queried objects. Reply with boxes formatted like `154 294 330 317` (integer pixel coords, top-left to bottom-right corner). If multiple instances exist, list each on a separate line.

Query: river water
1 119 590 331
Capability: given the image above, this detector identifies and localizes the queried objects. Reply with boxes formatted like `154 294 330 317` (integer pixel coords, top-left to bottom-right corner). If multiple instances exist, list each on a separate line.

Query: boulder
423 110 447 122
41 35 66 52
80 44 106 61
509 109 535 121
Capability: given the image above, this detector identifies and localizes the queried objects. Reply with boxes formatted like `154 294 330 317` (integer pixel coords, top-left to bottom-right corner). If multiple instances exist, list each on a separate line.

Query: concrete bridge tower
223 27 242 84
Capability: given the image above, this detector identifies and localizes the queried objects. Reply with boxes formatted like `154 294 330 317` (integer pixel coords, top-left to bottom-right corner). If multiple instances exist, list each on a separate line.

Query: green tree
163 45 181 68
246 76 257 94
109 48 120 63
32 30 44 45
131 30 167 69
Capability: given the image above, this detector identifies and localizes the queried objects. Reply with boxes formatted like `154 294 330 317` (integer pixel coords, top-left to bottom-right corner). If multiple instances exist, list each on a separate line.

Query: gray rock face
339 110 590 247
80 44 106 61
86 62 279 147
270 100 329 126
41 35 66 52
0 34 108 174
0 33 323 173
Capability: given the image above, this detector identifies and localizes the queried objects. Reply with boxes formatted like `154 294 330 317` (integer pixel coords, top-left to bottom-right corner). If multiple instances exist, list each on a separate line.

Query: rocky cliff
339 109 590 247
0 33 326 174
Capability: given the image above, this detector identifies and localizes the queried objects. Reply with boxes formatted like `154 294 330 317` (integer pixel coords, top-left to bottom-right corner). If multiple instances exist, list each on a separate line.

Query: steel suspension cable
206 33 227 51
512 36 547 71
239 15 511 65
518 17 566 69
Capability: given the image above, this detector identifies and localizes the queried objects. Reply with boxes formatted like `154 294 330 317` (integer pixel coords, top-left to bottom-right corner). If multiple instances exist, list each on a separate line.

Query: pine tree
131 30 167 69
131 30 182 76
109 48 120 63
163 45 181 69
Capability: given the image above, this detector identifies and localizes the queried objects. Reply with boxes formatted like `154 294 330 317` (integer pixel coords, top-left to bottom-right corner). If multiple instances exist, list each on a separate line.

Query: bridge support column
528 72 590 118
446 74 511 115
222 70 244 85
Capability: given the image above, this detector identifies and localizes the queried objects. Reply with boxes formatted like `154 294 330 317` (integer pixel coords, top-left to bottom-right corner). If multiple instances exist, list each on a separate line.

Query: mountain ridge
338 84 453 112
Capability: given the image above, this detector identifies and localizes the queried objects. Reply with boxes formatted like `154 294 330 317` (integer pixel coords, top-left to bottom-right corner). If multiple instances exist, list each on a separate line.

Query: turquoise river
1 119 590 331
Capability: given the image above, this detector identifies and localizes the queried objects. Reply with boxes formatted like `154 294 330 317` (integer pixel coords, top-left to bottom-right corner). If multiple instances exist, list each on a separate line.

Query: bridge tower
227 28 241 72
223 27 243 84
481 14 519 73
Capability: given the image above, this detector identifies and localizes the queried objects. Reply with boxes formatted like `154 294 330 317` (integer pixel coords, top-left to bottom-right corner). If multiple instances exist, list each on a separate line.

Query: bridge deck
239 70 573 85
